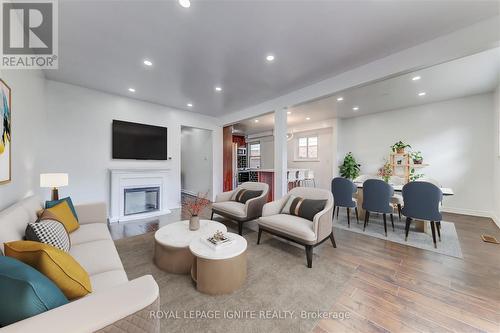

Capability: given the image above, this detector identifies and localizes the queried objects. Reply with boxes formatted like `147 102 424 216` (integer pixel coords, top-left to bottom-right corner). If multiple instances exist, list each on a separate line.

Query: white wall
259 136 275 169
0 70 46 210
338 93 495 216
43 80 222 210
181 126 213 198
493 85 500 227
244 134 275 169
287 127 333 190
243 121 336 191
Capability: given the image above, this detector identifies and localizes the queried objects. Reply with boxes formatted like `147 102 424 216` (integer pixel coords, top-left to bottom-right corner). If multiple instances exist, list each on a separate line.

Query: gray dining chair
331 177 358 227
401 181 443 248
362 179 394 236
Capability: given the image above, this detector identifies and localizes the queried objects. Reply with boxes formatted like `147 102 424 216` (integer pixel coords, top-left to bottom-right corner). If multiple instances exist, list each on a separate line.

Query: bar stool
304 170 316 187
296 169 307 187
287 170 298 191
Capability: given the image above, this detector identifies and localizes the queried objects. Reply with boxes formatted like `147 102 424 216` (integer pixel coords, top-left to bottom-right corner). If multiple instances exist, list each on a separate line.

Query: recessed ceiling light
306 117 311 120
254 119 259 123
412 76 421 81
187 103 193 107
143 59 153 66
215 86 222 92
287 111 291 115
337 97 344 101
128 88 136 93
266 54 275 62
352 106 359 111
178 0 191 8
418 92 426 96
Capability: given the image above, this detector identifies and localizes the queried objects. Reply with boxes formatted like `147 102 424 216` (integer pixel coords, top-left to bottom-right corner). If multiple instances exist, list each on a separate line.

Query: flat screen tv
112 120 168 160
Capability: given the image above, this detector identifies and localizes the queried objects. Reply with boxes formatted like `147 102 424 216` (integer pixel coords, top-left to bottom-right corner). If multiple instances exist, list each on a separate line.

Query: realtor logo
1 0 58 69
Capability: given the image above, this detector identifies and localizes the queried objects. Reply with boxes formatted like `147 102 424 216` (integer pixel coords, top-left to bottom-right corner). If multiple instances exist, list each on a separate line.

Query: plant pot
413 159 423 164
189 215 200 231
396 148 405 154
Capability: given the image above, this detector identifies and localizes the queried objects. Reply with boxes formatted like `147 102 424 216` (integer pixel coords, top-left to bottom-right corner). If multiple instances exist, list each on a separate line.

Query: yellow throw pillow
4 241 92 300
45 200 79 232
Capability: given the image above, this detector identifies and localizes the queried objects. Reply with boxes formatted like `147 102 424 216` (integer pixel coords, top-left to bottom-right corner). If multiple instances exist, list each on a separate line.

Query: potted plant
378 161 393 182
410 150 423 164
391 141 411 154
409 168 424 181
182 192 210 231
339 152 361 180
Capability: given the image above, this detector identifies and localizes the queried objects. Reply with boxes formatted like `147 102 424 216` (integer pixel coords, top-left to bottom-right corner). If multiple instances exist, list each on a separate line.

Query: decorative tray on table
204 230 232 250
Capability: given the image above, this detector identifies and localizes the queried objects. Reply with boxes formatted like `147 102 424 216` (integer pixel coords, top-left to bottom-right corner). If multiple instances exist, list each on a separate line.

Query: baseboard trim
441 207 491 218
491 214 500 229
442 207 500 229
181 189 198 197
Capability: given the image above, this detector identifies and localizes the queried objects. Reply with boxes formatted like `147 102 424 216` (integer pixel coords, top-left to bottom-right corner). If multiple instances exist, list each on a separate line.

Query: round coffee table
189 232 247 295
153 220 227 274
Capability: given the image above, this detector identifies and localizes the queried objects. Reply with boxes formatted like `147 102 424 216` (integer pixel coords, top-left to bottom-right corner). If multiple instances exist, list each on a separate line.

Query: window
249 142 261 168
296 135 318 160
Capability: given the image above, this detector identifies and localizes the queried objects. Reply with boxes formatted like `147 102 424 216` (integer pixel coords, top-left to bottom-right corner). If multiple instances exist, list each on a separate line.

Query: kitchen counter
238 169 274 173
238 168 309 173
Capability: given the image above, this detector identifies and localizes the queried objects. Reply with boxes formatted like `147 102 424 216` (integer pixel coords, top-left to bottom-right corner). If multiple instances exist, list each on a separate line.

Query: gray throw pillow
281 195 327 221
231 189 263 204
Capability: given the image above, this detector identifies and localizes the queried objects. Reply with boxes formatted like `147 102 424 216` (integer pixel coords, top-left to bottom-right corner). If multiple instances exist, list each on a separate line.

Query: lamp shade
40 173 68 188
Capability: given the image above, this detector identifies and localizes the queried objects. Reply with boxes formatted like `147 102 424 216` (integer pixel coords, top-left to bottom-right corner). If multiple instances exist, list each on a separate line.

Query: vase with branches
339 152 361 180
378 161 393 182
182 192 210 231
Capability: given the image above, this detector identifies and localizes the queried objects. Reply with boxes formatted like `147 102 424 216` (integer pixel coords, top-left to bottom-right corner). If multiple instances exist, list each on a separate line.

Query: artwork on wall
0 79 11 184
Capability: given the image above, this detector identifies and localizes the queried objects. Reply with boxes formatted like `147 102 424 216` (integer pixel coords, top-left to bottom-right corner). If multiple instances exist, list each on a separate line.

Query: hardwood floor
110 198 500 333
314 212 500 333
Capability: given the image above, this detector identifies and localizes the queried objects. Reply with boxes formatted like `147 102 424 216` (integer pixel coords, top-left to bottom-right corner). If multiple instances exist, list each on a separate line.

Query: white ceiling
235 47 500 134
45 0 499 117
232 112 275 135
289 47 500 121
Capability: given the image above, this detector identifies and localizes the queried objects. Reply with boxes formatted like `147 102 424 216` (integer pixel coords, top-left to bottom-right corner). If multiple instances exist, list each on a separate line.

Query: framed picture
0 79 11 184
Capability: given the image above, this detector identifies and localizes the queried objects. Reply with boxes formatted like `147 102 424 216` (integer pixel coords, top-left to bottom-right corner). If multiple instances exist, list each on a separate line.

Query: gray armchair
211 182 269 235
257 187 335 268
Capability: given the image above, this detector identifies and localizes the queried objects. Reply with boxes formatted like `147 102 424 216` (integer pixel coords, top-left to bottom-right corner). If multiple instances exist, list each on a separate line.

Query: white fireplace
109 169 171 223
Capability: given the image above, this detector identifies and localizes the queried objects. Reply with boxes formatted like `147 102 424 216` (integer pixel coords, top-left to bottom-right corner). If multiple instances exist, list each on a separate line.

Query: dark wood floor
312 212 500 333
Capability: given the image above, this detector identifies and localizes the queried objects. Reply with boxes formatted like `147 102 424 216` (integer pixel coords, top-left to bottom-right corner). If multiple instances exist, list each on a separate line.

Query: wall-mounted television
112 120 168 160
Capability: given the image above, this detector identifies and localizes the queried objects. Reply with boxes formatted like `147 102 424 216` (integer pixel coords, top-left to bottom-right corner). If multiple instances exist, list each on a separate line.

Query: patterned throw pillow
231 189 263 204
25 220 71 252
281 195 327 221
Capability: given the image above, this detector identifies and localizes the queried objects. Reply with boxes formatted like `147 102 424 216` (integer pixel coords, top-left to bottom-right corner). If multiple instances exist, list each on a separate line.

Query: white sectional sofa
0 195 160 333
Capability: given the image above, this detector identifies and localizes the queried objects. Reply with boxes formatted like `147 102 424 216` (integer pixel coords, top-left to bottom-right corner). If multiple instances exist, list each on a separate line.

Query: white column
274 108 288 198
331 118 339 178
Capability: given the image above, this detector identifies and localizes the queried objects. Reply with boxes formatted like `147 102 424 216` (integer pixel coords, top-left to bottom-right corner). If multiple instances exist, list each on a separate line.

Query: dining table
353 182 454 234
